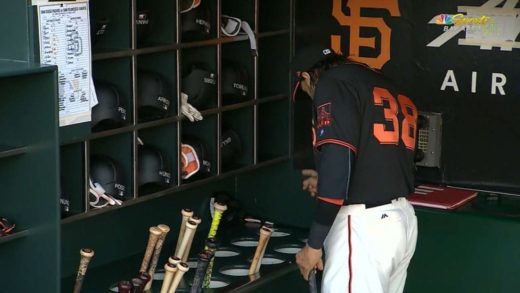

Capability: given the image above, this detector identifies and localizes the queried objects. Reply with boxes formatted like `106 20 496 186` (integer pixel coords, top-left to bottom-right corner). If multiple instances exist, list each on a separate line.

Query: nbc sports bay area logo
427 0 520 51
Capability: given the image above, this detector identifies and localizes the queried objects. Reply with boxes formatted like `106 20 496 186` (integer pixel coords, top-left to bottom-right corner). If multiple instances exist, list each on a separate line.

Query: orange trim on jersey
348 215 353 293
317 196 344 206
315 139 358 154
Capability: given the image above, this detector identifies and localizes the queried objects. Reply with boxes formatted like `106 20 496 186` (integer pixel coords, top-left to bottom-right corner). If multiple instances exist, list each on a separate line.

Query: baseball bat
308 269 318 293
168 255 181 266
207 202 227 240
130 277 144 293
167 262 189 293
118 280 133 293
137 272 151 292
181 216 201 262
175 208 193 256
72 248 95 293
145 224 171 291
255 225 273 273
190 251 213 293
176 219 197 259
140 226 163 273
202 238 218 288
160 262 177 293
248 227 273 275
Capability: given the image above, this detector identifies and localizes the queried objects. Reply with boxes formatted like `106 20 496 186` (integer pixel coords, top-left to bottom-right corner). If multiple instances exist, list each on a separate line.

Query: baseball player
292 45 418 293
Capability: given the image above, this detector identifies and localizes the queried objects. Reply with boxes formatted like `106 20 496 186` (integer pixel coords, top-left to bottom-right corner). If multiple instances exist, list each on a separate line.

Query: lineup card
38 2 92 127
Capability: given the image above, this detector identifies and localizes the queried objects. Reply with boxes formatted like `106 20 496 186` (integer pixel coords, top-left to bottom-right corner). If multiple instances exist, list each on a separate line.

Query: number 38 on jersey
372 87 417 150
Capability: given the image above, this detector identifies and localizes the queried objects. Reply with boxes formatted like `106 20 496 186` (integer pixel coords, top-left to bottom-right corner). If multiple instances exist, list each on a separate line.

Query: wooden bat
167 262 189 293
308 269 318 293
118 280 133 293
181 216 201 262
160 262 177 293
168 255 181 266
140 226 163 273
255 225 273 273
72 248 95 293
130 277 143 293
202 238 218 288
248 227 273 275
176 220 197 259
190 251 212 293
137 272 151 292
145 224 171 291
174 208 193 256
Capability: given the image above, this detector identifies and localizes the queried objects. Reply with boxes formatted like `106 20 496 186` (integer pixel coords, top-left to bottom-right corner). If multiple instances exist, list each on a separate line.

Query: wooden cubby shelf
0 145 28 159
0 229 30 245
0 0 294 291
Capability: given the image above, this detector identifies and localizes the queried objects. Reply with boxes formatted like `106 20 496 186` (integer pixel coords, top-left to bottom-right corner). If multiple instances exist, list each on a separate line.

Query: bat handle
140 227 162 273
308 269 318 293
145 224 170 291
249 227 271 275
168 262 189 293
175 208 193 255
160 263 177 293
72 248 95 293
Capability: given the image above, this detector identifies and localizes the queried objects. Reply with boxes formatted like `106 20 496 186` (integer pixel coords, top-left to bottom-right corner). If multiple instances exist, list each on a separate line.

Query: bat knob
118 280 133 292
80 248 95 258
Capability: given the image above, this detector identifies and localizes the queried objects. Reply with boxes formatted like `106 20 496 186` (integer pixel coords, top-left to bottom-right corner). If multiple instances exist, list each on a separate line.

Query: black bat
190 250 213 293
308 269 318 293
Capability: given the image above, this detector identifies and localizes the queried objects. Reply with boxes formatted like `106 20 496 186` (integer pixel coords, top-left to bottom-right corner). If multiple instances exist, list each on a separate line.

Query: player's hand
302 169 318 197
295 244 323 281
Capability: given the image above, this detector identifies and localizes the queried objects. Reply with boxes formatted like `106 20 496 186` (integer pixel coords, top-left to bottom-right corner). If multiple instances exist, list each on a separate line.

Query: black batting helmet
222 60 249 104
182 63 217 109
90 155 126 200
92 80 128 132
138 144 172 192
137 71 171 122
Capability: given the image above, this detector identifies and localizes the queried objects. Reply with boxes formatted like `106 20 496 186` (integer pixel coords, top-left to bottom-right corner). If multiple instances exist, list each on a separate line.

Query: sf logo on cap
322 49 332 55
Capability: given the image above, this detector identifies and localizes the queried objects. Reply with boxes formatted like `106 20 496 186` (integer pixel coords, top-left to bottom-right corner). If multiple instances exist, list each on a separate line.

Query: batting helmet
138 144 172 191
90 155 126 200
137 71 171 122
181 136 212 180
180 1 211 41
222 60 249 104
182 63 217 109
92 80 128 132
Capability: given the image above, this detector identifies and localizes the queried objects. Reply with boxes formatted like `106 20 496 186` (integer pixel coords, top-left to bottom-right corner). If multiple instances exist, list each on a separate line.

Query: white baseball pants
322 197 418 293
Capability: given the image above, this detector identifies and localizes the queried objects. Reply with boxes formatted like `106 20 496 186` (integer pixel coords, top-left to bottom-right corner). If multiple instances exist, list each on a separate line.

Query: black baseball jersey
313 63 417 206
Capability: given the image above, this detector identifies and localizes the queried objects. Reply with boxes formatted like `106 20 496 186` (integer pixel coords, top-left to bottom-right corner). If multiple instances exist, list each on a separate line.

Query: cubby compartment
92 57 133 131
60 143 86 218
181 114 218 182
136 52 178 122
258 100 290 162
181 45 218 110
89 0 131 53
221 41 255 106
222 0 255 30
258 35 290 99
89 133 134 210
259 0 290 33
137 124 177 196
135 0 176 47
221 107 254 172
179 0 217 43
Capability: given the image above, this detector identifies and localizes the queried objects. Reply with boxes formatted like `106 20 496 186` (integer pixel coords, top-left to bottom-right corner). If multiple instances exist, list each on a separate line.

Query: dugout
0 0 519 292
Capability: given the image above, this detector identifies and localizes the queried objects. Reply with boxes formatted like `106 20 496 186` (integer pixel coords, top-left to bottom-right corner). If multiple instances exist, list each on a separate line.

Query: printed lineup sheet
37 1 92 127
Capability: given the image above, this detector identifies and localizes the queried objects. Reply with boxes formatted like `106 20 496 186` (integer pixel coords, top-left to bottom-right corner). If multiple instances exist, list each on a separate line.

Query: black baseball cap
291 45 335 72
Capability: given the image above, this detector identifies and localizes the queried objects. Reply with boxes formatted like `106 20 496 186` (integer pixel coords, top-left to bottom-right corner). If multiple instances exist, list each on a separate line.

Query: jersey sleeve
313 76 360 154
